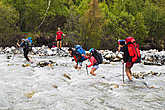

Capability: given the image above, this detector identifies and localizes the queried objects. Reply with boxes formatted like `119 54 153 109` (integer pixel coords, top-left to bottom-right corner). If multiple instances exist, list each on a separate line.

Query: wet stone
24 91 35 98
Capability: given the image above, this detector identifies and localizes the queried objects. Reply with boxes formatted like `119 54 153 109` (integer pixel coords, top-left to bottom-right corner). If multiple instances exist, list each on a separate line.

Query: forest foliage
0 0 165 50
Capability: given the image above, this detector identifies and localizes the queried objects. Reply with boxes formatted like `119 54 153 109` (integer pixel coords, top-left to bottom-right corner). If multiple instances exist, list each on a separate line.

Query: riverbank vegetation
0 0 165 50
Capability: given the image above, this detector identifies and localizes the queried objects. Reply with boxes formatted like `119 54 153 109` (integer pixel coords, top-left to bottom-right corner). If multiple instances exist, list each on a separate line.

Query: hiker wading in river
68 46 86 70
17 38 33 63
118 37 141 81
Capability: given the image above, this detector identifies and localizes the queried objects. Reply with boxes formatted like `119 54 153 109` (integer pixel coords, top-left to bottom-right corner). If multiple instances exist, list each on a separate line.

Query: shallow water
0 54 165 110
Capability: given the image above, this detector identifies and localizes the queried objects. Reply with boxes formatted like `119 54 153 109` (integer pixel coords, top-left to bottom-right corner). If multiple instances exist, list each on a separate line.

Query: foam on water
0 54 165 110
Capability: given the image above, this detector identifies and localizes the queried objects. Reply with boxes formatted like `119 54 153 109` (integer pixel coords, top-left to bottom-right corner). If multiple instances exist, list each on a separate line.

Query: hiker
56 27 65 50
85 52 98 76
85 48 103 76
68 46 86 70
118 37 141 81
17 38 32 63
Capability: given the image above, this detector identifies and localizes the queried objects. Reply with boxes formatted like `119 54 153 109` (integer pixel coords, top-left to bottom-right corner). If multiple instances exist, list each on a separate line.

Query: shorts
57 39 62 41
126 62 134 68
92 65 99 70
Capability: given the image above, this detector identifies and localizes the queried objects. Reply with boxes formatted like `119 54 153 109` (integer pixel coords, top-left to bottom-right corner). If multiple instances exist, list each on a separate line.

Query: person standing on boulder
56 27 65 50
118 37 141 82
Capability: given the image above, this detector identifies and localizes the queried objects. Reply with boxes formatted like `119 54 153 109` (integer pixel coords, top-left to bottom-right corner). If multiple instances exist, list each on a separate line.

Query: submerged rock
110 83 119 88
143 61 162 66
37 60 56 67
64 73 71 80
52 84 58 88
6 55 12 59
24 91 35 98
22 64 31 67
132 71 163 79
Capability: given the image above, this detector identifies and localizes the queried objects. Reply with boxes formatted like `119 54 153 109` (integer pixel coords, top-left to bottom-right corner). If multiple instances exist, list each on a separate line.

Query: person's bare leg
77 67 81 70
74 64 78 69
60 41 62 49
90 68 96 76
125 67 132 81
57 41 59 48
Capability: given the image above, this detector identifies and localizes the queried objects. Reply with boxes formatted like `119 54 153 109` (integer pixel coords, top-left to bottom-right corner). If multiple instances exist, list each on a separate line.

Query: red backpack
125 37 141 63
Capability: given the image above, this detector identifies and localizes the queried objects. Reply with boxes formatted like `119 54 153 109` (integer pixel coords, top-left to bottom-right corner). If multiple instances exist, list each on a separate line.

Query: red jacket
85 56 97 67
56 31 63 40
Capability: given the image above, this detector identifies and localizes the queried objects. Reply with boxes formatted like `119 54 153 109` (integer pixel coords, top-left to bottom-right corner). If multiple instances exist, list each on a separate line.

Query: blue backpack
28 37 32 44
75 45 86 61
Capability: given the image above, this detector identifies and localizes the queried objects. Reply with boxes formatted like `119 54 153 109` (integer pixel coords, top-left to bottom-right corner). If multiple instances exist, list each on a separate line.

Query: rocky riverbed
0 47 165 110
3 46 165 66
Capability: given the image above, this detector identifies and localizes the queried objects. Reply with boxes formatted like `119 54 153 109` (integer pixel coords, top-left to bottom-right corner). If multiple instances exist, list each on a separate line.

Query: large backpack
28 37 32 44
125 37 141 63
89 48 103 64
25 39 32 51
75 45 86 61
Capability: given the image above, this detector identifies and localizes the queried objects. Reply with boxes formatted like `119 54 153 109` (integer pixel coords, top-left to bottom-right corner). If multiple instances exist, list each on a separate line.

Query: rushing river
0 54 165 110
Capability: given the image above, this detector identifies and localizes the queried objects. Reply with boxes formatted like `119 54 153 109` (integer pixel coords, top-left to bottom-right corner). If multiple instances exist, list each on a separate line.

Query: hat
118 40 125 45
89 48 94 53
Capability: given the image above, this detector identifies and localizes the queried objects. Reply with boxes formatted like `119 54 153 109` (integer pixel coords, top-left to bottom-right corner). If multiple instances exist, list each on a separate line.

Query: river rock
1 46 165 65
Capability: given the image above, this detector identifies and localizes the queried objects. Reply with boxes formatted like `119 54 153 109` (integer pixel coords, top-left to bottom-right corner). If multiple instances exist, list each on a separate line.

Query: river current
0 54 165 110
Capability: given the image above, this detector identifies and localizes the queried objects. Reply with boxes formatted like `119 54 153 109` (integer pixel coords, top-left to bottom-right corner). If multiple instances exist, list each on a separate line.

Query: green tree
79 0 104 49
0 1 19 46
0 1 19 33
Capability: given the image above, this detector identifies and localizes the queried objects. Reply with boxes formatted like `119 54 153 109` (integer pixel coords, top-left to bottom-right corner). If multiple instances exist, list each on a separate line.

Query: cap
89 48 94 53
118 40 125 45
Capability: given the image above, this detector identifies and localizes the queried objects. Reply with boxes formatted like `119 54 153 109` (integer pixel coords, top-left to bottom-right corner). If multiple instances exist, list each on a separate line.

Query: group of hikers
67 37 141 81
16 27 141 82
17 27 65 63
68 46 103 76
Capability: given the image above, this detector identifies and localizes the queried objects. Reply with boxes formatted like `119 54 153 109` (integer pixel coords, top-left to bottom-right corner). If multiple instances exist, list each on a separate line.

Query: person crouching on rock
68 48 86 70
17 39 32 63
85 52 99 76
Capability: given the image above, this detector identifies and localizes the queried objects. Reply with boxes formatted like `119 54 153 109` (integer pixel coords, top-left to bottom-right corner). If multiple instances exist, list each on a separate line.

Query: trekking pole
86 64 89 75
122 61 124 83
